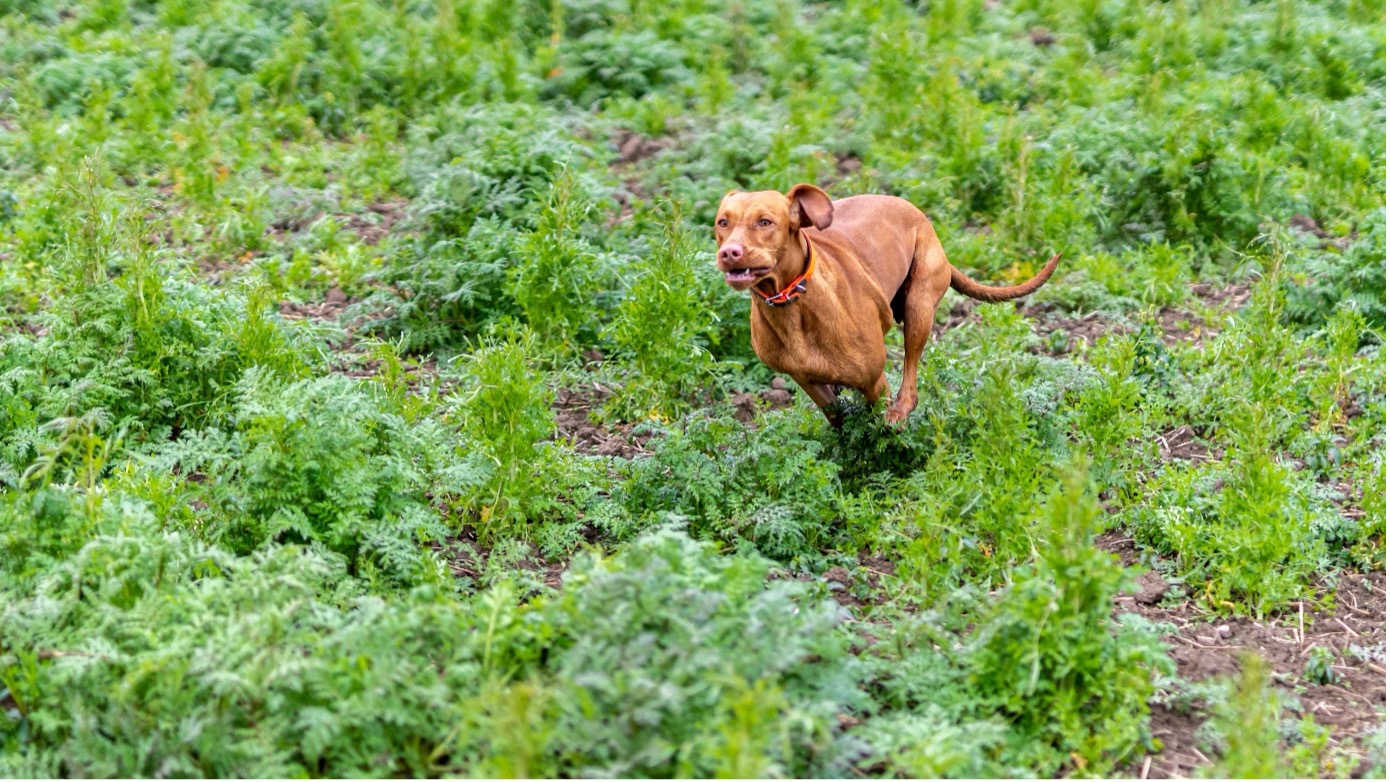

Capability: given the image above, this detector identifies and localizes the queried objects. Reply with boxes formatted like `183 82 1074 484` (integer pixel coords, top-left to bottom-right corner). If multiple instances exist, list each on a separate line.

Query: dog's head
714 184 833 291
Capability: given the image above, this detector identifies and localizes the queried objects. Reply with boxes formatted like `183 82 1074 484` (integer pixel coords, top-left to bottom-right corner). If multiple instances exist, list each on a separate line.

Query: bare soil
1291 213 1357 252
769 552 899 614
1154 425 1223 464
611 130 669 166
341 198 408 246
551 380 796 459
279 285 353 322
1012 281 1255 356
430 527 585 594
1101 530 1387 779
552 385 657 458
1029 309 1124 353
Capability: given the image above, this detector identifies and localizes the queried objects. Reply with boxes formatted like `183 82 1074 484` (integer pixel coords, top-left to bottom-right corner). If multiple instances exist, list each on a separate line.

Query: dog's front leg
861 373 889 405
791 376 844 427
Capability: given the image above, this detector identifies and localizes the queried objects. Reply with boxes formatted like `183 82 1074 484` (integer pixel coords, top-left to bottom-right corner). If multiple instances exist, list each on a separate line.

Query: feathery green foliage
0 0 1383 776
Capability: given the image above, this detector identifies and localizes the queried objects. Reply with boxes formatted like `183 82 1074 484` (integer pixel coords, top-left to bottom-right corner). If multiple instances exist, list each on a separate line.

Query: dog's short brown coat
714 184 1058 425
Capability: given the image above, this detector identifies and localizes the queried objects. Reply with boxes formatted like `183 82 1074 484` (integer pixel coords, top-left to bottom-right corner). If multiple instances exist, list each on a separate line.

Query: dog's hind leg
886 230 951 424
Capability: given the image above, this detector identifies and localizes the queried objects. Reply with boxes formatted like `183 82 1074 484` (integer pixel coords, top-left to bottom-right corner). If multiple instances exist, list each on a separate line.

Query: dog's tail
950 252 1061 303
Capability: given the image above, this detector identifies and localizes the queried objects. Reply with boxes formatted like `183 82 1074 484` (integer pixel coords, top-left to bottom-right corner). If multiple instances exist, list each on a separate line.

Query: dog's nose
717 242 744 266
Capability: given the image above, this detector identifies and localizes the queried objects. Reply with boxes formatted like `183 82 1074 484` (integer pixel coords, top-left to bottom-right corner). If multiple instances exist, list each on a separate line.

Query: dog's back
814 195 938 304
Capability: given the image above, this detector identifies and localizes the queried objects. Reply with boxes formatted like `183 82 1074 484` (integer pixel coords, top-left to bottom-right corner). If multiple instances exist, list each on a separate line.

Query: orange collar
757 233 816 307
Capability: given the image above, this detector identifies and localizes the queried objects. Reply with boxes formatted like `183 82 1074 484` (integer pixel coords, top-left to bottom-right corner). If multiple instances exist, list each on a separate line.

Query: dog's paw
884 405 912 426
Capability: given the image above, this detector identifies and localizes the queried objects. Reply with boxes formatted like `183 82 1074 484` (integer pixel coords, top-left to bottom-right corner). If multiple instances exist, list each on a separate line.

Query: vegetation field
1 0 1385 777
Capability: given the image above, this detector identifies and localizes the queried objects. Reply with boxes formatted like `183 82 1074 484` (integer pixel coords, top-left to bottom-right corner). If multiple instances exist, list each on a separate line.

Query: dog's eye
756 218 773 228
717 218 729 228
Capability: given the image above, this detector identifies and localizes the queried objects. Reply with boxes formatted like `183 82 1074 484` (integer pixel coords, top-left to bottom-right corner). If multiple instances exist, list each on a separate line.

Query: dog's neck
754 232 813 301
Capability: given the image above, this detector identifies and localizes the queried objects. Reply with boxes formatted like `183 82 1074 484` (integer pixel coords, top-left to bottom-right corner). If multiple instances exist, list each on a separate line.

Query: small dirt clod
1135 571 1168 605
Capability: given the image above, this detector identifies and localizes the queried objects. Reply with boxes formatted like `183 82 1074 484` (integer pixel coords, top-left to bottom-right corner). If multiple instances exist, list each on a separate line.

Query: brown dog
714 184 1059 425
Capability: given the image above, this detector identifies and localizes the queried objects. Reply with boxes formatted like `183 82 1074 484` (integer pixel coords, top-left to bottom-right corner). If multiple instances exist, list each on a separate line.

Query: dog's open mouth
724 267 771 284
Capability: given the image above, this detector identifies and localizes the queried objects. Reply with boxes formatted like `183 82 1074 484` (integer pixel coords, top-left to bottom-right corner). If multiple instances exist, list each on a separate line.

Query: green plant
1284 211 1386 340
368 103 600 351
615 409 840 560
820 400 934 487
1203 655 1281 778
0 169 315 478
1304 645 1336 685
601 206 724 422
445 329 563 539
1 528 467 777
545 29 689 107
0 527 862 777
154 369 450 586
506 170 613 353
535 529 859 777
1200 653 1359 778
1147 441 1326 617
966 457 1171 773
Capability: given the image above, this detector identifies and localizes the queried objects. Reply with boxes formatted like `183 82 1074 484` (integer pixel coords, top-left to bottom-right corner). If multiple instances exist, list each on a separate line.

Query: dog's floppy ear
787 184 833 230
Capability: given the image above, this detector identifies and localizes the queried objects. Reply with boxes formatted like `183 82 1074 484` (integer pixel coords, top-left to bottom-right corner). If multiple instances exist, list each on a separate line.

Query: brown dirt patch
329 350 444 392
1152 307 1208 346
1097 530 1142 566
429 528 580 595
552 386 656 458
606 126 691 225
1016 281 1255 355
1187 282 1253 314
263 196 408 248
730 380 796 423
1154 425 1223 464
932 286 1250 357
196 254 251 284
196 197 408 287
827 553 899 611
611 130 669 166
431 528 484 583
1141 704 1210 779
552 379 798 458
932 299 983 338
341 198 408 246
279 286 352 323
1106 532 1386 778
608 188 638 227
1290 213 1356 252
1030 310 1125 354
853 553 899 607
768 552 899 619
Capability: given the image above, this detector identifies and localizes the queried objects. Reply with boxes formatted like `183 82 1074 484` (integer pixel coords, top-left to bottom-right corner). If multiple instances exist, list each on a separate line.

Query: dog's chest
749 312 809 372
749 302 884 382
